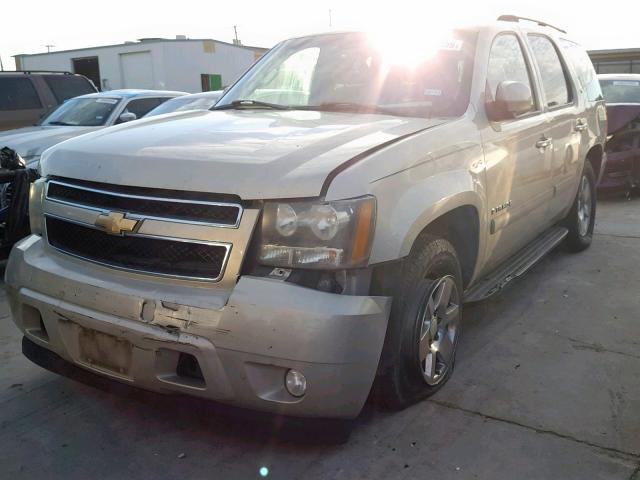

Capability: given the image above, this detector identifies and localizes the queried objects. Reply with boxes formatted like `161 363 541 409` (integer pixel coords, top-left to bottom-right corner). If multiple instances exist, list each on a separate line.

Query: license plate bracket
78 327 132 376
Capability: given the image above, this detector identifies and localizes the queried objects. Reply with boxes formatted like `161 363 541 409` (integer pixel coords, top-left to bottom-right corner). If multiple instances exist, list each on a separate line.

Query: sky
1 0 639 70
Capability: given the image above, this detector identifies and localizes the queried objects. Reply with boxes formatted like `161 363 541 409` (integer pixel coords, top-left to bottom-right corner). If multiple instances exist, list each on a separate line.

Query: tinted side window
0 78 42 111
487 33 535 113
528 35 572 107
558 38 603 102
44 75 96 103
119 97 166 121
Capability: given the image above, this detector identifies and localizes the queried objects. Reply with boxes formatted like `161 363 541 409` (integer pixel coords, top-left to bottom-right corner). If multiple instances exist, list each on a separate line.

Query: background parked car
0 89 187 167
0 71 97 132
144 90 223 117
598 74 640 193
0 89 187 256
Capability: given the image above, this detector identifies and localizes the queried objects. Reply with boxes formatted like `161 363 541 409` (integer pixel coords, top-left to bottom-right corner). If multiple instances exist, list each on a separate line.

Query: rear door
480 31 554 270
525 34 582 221
0 76 45 131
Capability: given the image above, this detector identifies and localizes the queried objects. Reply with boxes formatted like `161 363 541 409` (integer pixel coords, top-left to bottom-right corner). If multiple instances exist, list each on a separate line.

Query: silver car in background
145 91 223 117
0 89 186 167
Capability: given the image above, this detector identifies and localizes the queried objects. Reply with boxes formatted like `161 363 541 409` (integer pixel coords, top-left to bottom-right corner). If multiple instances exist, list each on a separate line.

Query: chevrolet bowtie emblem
94 211 139 235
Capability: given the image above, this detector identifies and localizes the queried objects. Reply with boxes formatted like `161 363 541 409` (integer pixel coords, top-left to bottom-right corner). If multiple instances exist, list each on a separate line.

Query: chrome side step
463 226 568 303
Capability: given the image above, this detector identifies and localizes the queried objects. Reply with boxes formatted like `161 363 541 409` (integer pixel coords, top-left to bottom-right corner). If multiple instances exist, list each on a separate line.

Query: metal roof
597 73 640 80
13 37 268 58
589 48 640 56
588 48 640 61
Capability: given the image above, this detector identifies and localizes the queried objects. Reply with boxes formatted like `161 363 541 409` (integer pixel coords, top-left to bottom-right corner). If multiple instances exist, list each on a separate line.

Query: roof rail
0 70 73 75
497 15 567 34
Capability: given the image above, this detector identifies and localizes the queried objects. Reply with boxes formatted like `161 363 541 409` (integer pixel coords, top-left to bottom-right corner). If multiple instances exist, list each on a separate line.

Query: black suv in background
0 71 97 131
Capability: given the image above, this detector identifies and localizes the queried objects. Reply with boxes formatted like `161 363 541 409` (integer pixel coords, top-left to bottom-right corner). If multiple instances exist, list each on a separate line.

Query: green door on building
201 74 222 91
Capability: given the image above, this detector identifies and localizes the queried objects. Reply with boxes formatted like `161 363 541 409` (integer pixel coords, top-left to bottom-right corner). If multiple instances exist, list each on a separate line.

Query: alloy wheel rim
577 175 592 237
418 275 460 386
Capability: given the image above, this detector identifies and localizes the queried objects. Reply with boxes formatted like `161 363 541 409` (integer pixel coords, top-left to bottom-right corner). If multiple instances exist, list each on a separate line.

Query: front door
480 32 554 271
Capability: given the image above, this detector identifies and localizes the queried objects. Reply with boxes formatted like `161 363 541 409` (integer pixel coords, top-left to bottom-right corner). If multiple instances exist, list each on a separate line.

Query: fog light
285 369 307 397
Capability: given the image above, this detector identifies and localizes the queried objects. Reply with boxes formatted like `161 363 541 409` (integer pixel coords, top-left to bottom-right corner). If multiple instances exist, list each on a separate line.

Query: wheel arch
371 194 483 293
586 143 604 183
416 204 480 288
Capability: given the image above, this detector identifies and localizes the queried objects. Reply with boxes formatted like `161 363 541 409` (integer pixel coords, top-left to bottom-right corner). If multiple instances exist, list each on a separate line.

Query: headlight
29 178 46 235
258 196 376 269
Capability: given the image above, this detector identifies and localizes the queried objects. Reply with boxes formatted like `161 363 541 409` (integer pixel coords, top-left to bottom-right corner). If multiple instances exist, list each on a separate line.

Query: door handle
575 119 588 132
536 137 552 149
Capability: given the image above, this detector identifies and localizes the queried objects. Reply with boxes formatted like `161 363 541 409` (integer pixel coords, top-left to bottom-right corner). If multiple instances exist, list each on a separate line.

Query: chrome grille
46 217 230 281
43 179 242 282
46 180 242 227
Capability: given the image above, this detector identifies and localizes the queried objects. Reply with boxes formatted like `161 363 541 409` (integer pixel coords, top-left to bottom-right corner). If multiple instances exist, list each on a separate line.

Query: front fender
399 188 484 258
322 118 487 272
369 167 487 266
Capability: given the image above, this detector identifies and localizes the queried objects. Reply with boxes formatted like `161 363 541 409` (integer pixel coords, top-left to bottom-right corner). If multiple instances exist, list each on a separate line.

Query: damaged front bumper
6 235 391 419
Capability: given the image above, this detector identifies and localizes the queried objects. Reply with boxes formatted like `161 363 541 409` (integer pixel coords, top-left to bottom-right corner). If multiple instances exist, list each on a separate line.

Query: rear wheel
375 234 463 409
565 161 596 252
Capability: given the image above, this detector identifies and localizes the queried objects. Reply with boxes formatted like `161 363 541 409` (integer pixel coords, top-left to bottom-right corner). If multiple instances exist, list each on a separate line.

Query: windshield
218 31 477 118
600 79 640 104
145 92 222 117
41 97 121 126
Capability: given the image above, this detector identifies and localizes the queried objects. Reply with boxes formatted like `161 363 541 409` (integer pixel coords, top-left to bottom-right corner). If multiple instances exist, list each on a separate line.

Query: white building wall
17 40 262 93
160 41 258 92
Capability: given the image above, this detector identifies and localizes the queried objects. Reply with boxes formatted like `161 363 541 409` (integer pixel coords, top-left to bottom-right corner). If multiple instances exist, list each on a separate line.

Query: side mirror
118 112 137 123
486 81 533 121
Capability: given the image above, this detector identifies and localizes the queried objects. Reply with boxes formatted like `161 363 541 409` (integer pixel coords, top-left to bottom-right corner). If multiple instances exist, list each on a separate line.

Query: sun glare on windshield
366 26 456 69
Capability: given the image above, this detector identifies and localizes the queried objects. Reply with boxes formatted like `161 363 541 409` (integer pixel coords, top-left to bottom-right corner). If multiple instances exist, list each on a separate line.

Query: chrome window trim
44 213 232 283
45 180 243 228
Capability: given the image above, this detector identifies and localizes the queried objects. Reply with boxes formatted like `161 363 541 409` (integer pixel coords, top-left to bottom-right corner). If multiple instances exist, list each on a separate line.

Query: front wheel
565 161 596 252
375 235 463 409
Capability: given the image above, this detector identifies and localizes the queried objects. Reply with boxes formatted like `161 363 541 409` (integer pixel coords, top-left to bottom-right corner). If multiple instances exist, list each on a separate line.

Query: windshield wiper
46 121 75 126
213 100 291 111
299 102 397 114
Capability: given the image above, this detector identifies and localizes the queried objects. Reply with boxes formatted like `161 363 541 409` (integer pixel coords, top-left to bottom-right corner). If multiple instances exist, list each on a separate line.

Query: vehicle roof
76 89 187 100
597 74 640 81
280 19 571 43
0 70 78 76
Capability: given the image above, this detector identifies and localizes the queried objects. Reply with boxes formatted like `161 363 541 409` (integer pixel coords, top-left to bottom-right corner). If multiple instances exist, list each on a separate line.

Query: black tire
565 161 596 252
375 234 463 410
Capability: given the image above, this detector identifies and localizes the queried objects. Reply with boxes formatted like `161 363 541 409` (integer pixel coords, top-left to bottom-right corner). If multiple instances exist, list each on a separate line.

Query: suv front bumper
6 235 391 419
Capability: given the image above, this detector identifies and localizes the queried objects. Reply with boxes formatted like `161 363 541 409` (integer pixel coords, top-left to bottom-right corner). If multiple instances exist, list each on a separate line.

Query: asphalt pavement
1 196 639 479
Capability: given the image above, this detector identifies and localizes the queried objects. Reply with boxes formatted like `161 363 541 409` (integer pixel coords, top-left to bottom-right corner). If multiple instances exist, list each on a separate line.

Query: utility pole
45 44 55 53
0 55 4 72
329 9 332 27
233 26 239 45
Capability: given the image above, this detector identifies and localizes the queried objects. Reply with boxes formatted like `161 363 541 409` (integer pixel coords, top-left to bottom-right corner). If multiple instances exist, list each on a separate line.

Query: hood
606 104 640 134
0 125 99 159
41 110 446 199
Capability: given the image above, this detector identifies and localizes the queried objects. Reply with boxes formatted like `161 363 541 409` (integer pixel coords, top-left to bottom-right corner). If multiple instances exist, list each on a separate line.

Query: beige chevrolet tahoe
6 16 607 421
